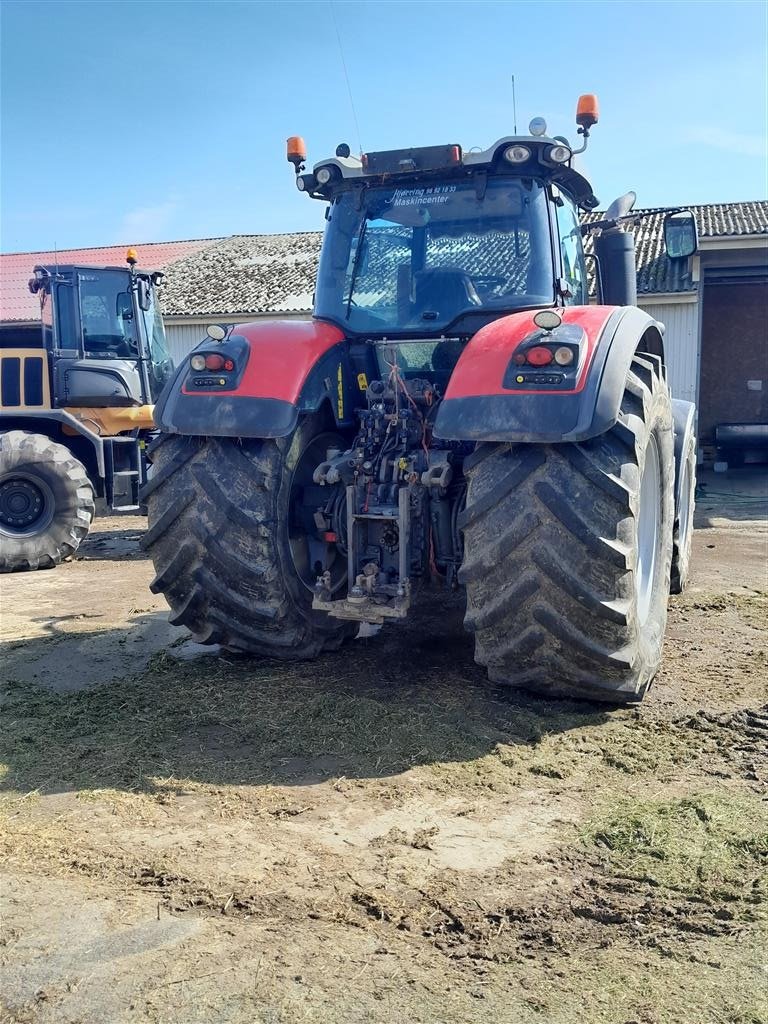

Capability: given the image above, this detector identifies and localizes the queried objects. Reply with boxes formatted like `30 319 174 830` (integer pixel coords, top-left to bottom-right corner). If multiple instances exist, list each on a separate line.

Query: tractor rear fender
434 305 666 444
154 320 361 438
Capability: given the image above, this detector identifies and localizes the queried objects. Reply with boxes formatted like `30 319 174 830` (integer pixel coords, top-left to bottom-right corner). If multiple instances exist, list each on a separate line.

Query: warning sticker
337 364 344 420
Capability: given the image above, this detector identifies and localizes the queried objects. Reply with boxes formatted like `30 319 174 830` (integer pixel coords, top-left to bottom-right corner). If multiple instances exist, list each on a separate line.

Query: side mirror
664 211 698 259
136 278 152 311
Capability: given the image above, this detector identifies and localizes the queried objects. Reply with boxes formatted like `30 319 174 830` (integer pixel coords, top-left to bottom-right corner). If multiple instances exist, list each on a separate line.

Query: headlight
554 346 575 366
190 354 206 371
547 144 571 164
503 145 531 164
316 166 334 185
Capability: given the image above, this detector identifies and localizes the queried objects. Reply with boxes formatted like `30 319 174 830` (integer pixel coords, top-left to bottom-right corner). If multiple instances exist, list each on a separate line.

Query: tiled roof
2 203 765 323
0 239 221 322
159 232 322 317
159 202 767 315
584 201 768 295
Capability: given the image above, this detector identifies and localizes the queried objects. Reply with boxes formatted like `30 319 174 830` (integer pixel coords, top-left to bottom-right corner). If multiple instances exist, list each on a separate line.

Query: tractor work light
503 145 531 164
533 310 562 331
547 144 571 164
529 117 547 137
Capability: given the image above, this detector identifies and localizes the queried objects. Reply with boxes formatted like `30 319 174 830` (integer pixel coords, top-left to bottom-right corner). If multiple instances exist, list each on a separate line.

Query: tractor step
104 437 142 511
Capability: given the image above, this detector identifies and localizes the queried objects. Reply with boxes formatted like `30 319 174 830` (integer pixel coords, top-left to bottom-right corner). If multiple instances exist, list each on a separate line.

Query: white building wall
166 323 210 365
637 299 699 404
166 315 311 367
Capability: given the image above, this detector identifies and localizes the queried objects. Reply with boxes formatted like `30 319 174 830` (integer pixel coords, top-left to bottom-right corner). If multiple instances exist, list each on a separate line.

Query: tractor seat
412 268 481 321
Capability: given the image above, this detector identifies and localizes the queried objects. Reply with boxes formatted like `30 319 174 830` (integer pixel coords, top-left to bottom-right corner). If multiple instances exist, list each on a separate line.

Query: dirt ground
1 469 766 1024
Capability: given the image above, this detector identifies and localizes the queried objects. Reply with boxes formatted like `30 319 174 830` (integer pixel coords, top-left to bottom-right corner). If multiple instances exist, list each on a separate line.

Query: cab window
554 193 587 305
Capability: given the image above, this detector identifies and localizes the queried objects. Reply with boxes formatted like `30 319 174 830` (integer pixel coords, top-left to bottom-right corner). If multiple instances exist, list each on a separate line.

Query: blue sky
1 0 766 252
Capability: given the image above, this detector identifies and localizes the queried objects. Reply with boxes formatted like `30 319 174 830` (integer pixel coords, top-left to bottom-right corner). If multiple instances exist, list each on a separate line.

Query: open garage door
698 273 768 443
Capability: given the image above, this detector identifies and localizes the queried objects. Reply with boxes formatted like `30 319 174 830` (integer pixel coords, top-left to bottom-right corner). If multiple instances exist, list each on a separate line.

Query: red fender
444 305 617 399
181 320 345 400
435 304 664 443
155 319 351 438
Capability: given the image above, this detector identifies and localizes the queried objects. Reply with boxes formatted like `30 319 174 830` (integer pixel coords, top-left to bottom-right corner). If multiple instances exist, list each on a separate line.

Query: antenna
512 75 518 135
330 0 364 157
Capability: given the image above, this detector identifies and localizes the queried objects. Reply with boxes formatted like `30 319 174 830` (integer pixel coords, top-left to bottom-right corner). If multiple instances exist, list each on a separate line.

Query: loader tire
0 430 94 572
141 416 357 658
459 354 674 704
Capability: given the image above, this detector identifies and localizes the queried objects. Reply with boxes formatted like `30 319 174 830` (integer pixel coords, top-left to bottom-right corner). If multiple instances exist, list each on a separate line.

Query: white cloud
683 127 767 158
115 199 180 244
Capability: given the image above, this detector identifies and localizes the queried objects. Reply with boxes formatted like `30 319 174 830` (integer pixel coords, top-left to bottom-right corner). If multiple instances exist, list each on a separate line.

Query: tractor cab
289 105 602 352
289 98 697 352
28 254 173 408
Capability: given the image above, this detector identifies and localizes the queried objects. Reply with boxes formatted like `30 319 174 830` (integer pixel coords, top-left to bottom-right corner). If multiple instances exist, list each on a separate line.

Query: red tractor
143 95 698 703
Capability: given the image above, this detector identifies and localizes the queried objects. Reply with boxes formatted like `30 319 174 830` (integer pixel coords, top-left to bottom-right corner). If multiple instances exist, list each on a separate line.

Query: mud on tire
141 416 357 658
0 430 95 572
459 354 675 703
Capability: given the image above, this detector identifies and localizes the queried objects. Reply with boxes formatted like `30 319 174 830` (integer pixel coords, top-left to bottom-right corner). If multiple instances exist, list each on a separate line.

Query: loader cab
29 262 173 408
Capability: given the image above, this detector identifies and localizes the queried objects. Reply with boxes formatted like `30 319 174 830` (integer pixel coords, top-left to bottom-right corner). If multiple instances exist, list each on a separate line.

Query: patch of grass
584 792 768 904
0 651 509 795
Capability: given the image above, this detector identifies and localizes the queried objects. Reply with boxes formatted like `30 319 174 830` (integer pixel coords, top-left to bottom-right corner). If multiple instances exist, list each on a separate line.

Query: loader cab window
553 192 587 305
52 283 78 350
138 278 174 400
315 178 554 334
78 270 139 359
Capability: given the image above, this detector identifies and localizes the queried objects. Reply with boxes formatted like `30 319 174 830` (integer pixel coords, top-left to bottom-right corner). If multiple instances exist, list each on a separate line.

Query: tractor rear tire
141 417 357 658
459 354 674 704
0 430 95 572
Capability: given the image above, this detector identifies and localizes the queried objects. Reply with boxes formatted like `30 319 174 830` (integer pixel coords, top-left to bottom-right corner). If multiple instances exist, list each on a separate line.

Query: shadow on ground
694 466 768 527
1 595 613 794
75 525 149 562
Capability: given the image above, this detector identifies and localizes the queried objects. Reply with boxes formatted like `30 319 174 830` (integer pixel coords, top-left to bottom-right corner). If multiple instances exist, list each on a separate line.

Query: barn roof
0 239 221 322
2 202 765 322
584 201 768 295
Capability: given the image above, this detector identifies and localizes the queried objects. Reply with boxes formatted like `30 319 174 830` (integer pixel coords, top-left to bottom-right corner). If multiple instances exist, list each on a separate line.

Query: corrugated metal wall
167 302 701 405
166 324 210 366
166 316 311 367
638 300 699 403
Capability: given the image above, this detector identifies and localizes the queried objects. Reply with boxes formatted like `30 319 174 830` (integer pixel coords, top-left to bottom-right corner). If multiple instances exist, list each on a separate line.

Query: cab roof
299 136 599 211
